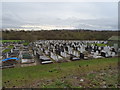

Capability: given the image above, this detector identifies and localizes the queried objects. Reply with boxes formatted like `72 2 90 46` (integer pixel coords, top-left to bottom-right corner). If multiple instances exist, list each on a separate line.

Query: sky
1 2 118 30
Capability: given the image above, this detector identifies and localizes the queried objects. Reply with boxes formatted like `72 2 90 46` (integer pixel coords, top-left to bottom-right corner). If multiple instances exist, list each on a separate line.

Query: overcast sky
1 2 118 30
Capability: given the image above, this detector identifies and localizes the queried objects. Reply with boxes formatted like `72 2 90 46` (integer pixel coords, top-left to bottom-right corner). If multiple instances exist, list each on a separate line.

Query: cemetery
1 39 119 88
1 40 119 69
1 1 119 88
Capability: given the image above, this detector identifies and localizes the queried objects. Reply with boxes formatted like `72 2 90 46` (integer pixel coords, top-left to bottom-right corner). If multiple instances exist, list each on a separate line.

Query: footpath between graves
2 57 119 88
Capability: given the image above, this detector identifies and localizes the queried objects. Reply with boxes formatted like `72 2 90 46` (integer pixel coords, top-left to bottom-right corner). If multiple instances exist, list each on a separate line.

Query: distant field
2 57 119 88
2 30 119 40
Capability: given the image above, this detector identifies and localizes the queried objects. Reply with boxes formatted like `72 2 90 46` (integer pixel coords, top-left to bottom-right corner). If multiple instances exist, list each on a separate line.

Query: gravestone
114 43 118 52
93 51 99 58
101 50 106 57
106 50 112 57
6 53 9 58
80 53 84 59
11 49 13 53
111 52 115 57
70 54 74 60
34 50 36 56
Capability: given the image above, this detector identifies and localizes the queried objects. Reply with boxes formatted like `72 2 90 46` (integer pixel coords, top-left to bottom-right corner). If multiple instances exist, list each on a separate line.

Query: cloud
2 2 118 30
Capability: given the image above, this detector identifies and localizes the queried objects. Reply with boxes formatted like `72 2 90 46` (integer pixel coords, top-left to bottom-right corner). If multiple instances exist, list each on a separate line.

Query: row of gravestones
32 40 117 62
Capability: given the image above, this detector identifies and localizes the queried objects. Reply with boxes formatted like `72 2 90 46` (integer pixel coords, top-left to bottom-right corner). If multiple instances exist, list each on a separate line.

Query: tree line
2 30 119 42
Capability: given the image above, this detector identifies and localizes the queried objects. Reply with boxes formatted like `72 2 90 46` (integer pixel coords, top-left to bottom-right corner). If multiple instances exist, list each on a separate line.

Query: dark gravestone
55 49 60 55
98 50 101 53
101 47 104 50
75 47 78 51
55 49 58 55
55 45 58 49
43 48 45 53
70 54 73 60
57 48 61 56
72 44 74 49
80 53 84 59
96 46 99 50
85 46 89 51
101 52 106 57
61 48 64 52
65 46 68 51
61 46 64 52
111 48 116 53
93 46 97 52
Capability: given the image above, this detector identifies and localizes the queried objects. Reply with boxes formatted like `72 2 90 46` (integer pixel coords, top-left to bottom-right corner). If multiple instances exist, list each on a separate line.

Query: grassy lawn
96 43 107 47
2 49 11 53
2 57 119 88
2 45 14 53
91 43 107 47
23 42 29 46
7 45 14 49
1 40 22 43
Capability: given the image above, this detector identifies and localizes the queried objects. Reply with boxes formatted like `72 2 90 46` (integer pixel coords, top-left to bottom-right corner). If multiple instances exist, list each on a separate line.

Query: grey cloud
2 2 118 30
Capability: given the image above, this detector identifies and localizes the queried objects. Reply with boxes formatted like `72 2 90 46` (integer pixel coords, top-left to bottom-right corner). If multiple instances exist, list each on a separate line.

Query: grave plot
50 52 63 62
35 48 53 64
67 50 80 61
1 57 20 69
92 50 103 59
65 44 82 61
9 49 20 58
60 51 70 58
14 44 22 50
23 46 29 51
39 55 53 64
21 52 35 64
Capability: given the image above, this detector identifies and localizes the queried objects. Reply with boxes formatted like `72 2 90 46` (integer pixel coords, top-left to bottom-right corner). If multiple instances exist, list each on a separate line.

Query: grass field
0 40 22 43
2 57 119 88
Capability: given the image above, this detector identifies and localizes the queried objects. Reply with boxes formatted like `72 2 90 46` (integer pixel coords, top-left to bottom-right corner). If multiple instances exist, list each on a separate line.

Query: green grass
1 40 22 43
23 42 29 46
96 43 107 46
2 57 119 88
91 43 107 47
7 45 14 49
2 49 11 53
2 45 14 53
